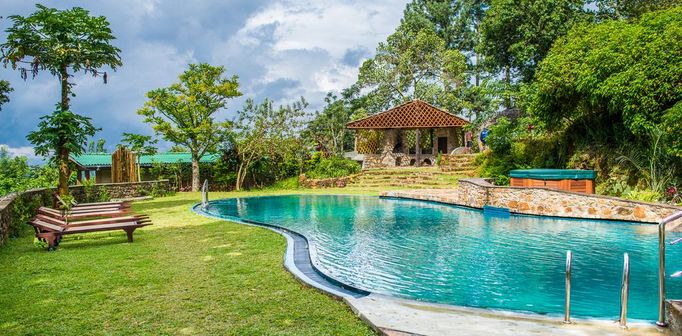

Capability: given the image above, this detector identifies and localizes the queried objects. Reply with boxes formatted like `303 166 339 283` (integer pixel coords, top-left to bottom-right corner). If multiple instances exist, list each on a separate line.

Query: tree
1 4 121 195
401 1 495 121
138 63 241 191
87 138 107 153
233 98 307 191
303 93 354 155
169 145 187 153
96 138 106 153
120 133 158 182
0 80 11 109
531 7 681 149
532 7 681 133
26 106 99 195
592 0 680 20
0 146 59 198
480 0 588 85
357 25 467 114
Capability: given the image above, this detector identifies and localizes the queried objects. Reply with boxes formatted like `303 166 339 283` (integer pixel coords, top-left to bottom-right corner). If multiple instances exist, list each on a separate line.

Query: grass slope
0 190 379 335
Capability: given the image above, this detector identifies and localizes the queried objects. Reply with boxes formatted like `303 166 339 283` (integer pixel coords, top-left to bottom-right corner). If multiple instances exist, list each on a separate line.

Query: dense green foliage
305 153 361 179
26 106 99 195
0 146 59 196
532 7 681 138
232 98 307 190
0 80 11 109
477 6 682 202
481 0 588 83
356 22 467 113
593 0 681 20
303 93 354 155
1 4 121 196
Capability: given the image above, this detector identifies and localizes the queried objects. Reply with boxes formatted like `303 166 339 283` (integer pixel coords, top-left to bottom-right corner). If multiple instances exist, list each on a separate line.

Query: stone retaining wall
383 178 681 223
298 174 357 188
0 180 170 246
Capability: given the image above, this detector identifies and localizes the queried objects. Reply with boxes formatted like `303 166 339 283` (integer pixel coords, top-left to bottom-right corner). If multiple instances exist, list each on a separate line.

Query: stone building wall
383 178 681 223
357 127 464 169
0 180 170 246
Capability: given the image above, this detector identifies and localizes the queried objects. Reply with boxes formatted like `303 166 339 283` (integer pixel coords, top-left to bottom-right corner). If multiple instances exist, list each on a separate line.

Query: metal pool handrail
564 250 572 324
619 253 630 328
657 210 682 327
201 179 209 210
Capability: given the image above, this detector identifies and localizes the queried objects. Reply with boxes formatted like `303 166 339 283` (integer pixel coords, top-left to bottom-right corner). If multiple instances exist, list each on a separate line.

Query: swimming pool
202 194 682 321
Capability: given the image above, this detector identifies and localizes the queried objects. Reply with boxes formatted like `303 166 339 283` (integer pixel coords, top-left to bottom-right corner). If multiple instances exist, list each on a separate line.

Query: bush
82 178 97 202
623 189 662 203
98 187 111 202
266 177 300 190
305 154 361 179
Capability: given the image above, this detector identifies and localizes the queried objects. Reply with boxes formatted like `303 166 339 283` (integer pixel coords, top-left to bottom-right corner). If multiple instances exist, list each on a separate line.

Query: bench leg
39 233 59 251
123 228 137 242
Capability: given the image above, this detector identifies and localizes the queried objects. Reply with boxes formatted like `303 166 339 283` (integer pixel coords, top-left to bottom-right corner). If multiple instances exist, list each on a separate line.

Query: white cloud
225 0 408 105
238 0 405 58
0 144 37 159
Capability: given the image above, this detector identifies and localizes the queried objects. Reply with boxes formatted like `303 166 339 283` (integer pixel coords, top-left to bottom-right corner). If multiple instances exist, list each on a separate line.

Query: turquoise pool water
204 195 682 321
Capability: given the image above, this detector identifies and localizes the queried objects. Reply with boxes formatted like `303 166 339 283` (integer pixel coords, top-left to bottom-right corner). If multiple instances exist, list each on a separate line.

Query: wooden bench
29 218 151 251
35 213 151 228
55 194 131 210
37 206 131 220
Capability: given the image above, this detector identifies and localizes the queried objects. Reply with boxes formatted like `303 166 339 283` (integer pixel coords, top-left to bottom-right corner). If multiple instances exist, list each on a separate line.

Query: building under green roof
70 152 221 184
71 152 220 168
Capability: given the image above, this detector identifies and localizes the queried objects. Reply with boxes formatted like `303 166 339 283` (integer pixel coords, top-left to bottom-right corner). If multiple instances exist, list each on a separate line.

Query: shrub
305 154 361 179
267 177 300 190
150 182 173 197
98 187 111 202
623 189 662 203
82 178 97 202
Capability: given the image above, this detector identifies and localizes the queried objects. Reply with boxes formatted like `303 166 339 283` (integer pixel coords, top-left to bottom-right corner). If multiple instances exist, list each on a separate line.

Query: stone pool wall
0 180 170 246
382 178 682 224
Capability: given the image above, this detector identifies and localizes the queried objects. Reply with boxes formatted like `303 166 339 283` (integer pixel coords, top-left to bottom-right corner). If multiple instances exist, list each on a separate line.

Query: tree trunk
235 161 248 191
191 153 200 192
58 65 71 196
60 65 70 111
58 146 70 196
504 66 512 109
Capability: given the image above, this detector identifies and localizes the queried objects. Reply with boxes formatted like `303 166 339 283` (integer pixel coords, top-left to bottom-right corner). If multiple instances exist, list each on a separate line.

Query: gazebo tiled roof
346 99 468 129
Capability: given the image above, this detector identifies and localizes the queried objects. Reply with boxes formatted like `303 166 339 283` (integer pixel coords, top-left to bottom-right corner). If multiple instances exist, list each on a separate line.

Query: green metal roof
509 169 596 180
71 152 220 168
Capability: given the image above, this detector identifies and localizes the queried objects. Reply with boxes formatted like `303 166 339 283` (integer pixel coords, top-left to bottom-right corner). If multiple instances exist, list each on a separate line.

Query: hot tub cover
509 169 596 180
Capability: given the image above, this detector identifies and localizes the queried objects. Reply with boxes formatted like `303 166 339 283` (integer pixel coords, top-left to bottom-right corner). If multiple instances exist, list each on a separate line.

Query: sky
0 0 409 161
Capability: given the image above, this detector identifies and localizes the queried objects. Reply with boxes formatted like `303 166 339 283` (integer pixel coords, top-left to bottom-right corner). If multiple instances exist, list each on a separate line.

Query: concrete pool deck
347 294 666 336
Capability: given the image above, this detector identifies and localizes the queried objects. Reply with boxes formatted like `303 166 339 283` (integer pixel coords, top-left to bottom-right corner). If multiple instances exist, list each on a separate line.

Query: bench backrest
30 219 65 232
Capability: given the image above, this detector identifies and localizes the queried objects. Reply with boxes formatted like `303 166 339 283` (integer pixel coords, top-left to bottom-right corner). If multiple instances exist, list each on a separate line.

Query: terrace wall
0 180 170 246
383 178 682 224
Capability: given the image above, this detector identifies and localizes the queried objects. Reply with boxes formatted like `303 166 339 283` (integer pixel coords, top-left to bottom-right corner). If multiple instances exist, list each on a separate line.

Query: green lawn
0 189 380 335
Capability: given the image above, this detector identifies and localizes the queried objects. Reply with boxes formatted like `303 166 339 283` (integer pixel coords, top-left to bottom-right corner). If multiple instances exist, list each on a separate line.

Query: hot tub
509 169 596 194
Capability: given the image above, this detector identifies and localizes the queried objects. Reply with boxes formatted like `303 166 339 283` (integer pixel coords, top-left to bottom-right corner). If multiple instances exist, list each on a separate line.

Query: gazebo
346 99 469 169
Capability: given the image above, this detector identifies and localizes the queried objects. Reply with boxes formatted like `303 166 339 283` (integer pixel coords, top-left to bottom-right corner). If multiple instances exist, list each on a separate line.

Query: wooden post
415 128 421 167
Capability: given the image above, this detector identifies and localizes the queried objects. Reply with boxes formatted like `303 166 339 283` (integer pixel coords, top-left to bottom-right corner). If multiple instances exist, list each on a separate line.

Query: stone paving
347 294 666 336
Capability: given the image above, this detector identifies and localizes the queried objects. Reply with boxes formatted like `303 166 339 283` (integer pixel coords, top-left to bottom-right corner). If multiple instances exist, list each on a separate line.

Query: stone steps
438 154 479 174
